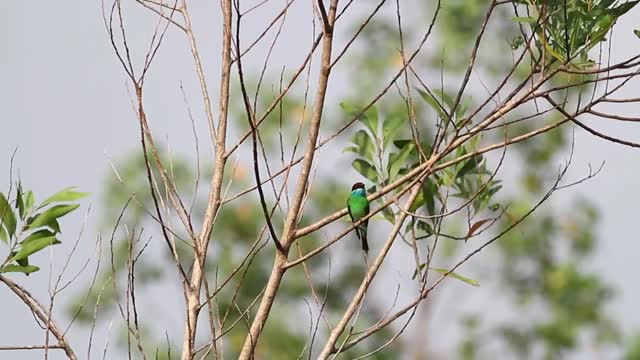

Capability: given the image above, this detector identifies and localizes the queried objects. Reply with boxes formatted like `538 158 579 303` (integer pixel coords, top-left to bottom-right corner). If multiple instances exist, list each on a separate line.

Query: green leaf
340 103 378 138
433 89 455 109
512 16 536 23
487 182 503 198
442 168 455 187
422 178 438 215
409 191 424 212
589 15 614 48
634 29 640 39
419 141 433 157
41 187 88 207
16 182 24 215
388 144 415 180
474 180 503 212
1 264 40 275
0 225 7 244
382 115 405 149
416 220 433 237
412 263 427 279
11 236 60 261
454 101 470 125
23 191 35 218
395 139 431 162
417 89 447 119
352 159 378 183
381 207 395 223
16 185 35 221
611 0 639 17
430 267 479 287
541 36 565 62
22 229 56 245
510 35 525 50
403 221 414 235
16 255 30 268
12 252 32 275
344 130 375 161
0 193 17 239
393 139 412 150
27 204 80 232
457 155 483 179
363 107 379 136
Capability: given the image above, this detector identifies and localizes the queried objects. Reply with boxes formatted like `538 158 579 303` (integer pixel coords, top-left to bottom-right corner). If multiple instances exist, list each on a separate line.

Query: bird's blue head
351 182 366 196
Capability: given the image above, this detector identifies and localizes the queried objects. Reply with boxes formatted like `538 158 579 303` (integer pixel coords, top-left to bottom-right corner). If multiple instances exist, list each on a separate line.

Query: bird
347 182 370 252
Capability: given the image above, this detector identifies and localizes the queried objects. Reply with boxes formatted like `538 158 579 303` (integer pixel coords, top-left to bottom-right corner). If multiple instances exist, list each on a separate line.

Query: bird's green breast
348 194 369 219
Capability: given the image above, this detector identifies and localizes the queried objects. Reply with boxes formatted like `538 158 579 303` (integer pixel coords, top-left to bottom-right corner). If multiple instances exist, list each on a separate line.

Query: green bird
347 182 370 252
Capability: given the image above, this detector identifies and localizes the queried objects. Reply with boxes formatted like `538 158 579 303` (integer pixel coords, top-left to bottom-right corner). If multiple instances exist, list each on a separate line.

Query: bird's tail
358 226 369 253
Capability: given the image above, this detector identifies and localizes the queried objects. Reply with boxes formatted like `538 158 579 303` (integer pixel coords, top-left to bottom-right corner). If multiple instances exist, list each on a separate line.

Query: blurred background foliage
68 0 640 358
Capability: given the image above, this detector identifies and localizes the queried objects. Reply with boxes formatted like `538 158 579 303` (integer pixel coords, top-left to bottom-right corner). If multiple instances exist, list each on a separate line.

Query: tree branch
0 275 77 360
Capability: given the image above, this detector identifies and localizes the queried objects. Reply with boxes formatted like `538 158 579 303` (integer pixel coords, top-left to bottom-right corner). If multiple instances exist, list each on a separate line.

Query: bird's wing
364 201 370 226
348 199 364 244
347 199 355 223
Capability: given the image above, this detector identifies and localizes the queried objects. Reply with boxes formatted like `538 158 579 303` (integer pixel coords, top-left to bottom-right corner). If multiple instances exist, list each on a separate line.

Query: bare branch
0 275 77 360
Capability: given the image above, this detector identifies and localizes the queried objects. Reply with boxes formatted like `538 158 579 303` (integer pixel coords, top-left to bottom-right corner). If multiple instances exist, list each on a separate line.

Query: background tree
4 0 640 359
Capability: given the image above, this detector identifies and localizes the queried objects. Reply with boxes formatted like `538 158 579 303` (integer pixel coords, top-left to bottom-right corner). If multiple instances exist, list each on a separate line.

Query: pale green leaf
382 115 405 149
352 159 378 183
23 191 35 218
0 193 16 239
41 187 88 207
381 207 395 223
422 178 438 215
17 186 36 221
1 264 40 274
417 221 433 236
0 225 7 244
16 182 24 218
409 191 424 212
341 103 378 138
417 89 447 119
22 229 56 246
542 38 565 62
27 204 80 232
431 267 479 287
512 16 536 23
345 129 375 161
457 155 483 178
11 236 61 261
388 144 415 180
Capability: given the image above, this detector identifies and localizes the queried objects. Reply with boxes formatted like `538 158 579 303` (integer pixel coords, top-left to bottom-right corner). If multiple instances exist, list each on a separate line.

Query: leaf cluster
0 183 87 275
512 0 639 66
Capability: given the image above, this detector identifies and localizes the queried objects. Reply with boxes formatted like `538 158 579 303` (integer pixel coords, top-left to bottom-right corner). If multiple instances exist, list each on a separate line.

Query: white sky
1 1 640 359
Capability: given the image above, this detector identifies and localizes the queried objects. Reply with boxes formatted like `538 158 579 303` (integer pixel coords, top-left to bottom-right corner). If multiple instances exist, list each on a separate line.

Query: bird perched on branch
347 182 370 252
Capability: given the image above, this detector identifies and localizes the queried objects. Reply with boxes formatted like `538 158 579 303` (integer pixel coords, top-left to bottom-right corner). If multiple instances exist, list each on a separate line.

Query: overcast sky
2 1 640 359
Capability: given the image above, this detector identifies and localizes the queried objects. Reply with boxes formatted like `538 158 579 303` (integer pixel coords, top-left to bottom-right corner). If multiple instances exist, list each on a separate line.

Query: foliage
0 183 87 275
513 0 639 65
